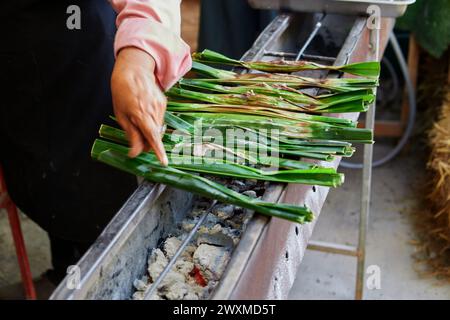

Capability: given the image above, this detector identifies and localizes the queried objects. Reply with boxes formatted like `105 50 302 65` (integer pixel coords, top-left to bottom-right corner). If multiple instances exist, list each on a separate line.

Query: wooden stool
0 166 37 299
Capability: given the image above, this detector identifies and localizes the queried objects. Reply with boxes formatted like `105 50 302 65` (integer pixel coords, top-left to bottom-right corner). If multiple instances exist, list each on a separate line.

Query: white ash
242 190 257 198
175 259 194 276
213 204 235 220
132 180 264 300
230 180 247 192
162 282 199 300
147 248 167 281
164 237 181 259
133 278 148 291
193 244 230 281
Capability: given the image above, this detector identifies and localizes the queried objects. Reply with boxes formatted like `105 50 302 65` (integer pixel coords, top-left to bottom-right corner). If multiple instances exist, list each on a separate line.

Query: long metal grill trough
248 0 414 17
50 11 395 300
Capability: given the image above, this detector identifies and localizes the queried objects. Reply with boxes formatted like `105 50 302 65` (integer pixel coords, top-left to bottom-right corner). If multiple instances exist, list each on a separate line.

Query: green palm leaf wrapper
168 86 374 114
177 79 374 113
92 146 313 224
193 49 380 78
91 49 379 224
190 61 379 92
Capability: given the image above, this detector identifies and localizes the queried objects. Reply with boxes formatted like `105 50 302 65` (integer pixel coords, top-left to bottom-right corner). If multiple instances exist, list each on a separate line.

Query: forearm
109 0 192 90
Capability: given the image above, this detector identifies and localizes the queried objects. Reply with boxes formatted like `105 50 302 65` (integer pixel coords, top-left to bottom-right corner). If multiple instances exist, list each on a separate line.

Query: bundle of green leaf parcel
92 50 379 224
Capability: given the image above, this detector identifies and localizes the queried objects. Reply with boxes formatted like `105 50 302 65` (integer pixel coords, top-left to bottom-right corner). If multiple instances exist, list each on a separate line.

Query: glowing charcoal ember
189 266 208 287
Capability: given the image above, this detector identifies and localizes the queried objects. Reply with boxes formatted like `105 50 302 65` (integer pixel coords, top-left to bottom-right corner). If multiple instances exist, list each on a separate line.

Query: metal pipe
143 200 218 300
355 24 380 301
295 14 326 61
301 53 336 62
307 240 358 257
264 51 336 62
340 33 417 168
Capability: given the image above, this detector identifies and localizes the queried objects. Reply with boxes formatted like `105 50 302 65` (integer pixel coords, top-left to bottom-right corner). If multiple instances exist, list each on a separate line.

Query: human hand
111 47 168 165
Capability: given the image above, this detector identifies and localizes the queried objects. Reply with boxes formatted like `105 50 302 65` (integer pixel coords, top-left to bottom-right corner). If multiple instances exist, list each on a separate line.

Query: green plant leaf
193 49 381 78
92 145 314 223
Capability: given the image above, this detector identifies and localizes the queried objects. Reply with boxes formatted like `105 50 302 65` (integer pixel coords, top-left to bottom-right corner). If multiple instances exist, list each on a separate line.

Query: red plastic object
0 166 37 300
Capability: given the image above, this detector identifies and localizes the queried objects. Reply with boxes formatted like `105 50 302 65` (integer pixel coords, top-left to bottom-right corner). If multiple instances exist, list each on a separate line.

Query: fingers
133 114 168 166
116 97 168 166
140 92 167 165
117 116 145 158
120 115 167 165
127 124 146 158
111 52 168 166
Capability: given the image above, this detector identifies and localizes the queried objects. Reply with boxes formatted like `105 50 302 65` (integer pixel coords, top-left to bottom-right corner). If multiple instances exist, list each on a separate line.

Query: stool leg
6 203 37 300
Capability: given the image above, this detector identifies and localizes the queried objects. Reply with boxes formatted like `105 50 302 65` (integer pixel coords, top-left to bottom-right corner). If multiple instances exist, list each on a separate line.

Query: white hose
340 33 417 169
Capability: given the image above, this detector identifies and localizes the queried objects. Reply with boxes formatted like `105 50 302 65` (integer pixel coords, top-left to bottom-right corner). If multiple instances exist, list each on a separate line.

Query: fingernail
128 148 138 158
161 153 169 166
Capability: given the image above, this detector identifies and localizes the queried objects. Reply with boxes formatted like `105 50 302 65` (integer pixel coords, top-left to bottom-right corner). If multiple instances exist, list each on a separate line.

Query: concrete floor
288 144 450 300
0 210 51 288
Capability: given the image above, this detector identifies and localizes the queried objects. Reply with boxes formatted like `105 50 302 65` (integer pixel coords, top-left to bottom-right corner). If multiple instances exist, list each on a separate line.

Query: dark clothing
0 1 137 243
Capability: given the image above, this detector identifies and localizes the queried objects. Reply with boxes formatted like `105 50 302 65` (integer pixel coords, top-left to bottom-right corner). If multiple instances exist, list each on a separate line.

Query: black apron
0 0 137 242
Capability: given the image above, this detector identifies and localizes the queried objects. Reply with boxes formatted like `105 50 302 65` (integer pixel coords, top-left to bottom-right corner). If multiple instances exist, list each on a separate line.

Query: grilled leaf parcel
92 49 379 224
193 49 381 78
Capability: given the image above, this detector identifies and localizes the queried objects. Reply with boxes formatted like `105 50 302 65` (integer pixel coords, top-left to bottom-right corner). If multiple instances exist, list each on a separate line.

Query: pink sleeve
109 0 192 91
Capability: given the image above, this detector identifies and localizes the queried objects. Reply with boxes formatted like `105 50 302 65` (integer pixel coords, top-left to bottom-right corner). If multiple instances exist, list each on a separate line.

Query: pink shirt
109 0 192 91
